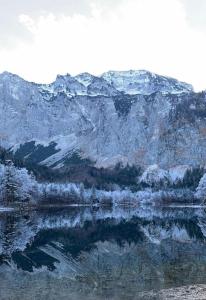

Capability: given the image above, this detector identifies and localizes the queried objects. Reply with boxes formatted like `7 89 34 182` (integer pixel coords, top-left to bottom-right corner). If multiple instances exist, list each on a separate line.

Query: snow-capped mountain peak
101 70 193 95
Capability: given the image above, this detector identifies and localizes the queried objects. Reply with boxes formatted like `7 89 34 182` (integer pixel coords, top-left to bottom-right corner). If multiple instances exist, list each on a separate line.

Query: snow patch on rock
139 164 171 186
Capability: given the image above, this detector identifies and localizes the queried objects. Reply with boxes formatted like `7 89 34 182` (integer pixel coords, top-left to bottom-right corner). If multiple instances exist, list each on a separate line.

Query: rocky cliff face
0 70 205 172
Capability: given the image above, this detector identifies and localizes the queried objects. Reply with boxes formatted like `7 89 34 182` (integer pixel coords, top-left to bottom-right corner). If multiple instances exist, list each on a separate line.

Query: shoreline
0 203 205 213
139 284 206 299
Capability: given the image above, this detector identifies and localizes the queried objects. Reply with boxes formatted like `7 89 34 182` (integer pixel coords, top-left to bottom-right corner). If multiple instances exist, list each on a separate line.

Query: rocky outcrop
139 164 171 186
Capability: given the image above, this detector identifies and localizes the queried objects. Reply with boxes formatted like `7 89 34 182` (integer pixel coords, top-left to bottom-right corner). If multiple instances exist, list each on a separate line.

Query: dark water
1 205 206 299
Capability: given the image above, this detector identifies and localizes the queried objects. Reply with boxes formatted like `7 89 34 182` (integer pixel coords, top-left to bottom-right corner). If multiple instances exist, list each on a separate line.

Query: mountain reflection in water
1 205 206 300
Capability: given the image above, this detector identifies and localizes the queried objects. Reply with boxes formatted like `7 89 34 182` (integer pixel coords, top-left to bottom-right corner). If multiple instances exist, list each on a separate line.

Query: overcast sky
0 0 205 90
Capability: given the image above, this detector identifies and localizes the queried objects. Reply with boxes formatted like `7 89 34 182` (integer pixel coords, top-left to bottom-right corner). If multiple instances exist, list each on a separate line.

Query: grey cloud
0 0 121 48
0 0 90 47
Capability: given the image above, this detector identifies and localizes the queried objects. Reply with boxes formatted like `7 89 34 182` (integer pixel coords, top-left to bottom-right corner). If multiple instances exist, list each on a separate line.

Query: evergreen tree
91 185 97 203
2 161 20 204
79 183 85 201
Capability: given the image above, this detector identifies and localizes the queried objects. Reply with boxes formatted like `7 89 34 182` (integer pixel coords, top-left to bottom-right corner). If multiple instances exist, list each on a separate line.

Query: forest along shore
1 160 206 209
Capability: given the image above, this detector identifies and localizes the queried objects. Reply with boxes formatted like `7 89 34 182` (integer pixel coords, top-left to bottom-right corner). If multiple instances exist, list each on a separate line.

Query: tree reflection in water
0 206 206 299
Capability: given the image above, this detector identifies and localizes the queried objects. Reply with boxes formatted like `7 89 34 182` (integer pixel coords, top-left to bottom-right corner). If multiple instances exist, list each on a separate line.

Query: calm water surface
0 205 206 299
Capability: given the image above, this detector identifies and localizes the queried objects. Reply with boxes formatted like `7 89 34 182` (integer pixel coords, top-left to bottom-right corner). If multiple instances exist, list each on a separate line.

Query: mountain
0 69 205 183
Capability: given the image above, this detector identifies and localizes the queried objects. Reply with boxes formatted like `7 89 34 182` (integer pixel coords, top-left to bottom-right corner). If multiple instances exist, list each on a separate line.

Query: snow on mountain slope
102 70 193 95
40 74 88 98
0 69 205 172
75 72 94 87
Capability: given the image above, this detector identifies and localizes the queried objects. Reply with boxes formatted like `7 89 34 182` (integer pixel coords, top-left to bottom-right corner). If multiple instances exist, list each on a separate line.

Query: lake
1 205 206 299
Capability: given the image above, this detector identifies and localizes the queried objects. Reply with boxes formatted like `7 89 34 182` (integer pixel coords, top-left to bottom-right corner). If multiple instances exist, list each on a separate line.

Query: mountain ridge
0 69 205 180
0 69 194 96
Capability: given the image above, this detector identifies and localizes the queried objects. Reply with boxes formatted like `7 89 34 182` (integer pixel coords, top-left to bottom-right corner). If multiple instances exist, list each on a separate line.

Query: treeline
0 161 113 207
0 159 204 208
86 163 142 190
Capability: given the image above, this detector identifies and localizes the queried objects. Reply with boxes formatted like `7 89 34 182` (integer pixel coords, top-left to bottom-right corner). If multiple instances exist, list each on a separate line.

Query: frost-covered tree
0 161 38 205
79 183 85 201
195 173 206 203
69 184 78 199
17 167 38 202
0 161 20 204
